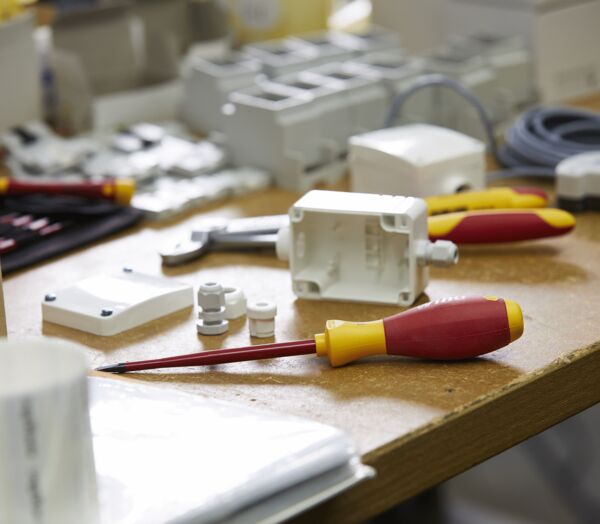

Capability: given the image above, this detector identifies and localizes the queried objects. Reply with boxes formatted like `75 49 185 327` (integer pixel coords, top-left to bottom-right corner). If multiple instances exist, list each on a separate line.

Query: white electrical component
182 53 262 134
345 50 432 124
291 31 356 64
349 124 486 197
131 167 271 221
426 47 498 139
2 122 96 175
247 301 277 338
444 0 600 103
223 83 346 191
42 269 194 336
266 70 353 159
302 62 389 136
223 286 247 320
283 190 458 306
243 38 321 77
449 33 535 118
329 26 401 55
82 126 227 180
556 152 600 212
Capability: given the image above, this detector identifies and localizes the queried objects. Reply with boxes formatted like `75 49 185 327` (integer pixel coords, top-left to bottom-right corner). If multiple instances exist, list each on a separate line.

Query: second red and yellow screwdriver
0 176 135 205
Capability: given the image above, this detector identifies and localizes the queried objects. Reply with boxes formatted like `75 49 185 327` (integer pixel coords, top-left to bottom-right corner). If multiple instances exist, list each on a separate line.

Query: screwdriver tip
96 363 127 374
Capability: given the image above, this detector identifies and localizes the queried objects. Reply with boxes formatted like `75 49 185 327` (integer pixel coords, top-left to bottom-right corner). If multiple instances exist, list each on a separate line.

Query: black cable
384 74 600 180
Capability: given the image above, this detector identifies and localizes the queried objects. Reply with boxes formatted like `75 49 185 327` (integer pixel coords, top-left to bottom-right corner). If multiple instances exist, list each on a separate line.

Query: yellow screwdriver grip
425 187 548 216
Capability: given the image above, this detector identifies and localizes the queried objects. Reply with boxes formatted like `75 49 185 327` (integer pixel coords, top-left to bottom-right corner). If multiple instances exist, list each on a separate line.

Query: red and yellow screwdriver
97 296 523 373
425 187 549 215
424 186 575 243
428 209 575 243
0 176 135 205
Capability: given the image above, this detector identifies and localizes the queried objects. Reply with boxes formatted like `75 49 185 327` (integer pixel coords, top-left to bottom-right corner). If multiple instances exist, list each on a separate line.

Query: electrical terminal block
329 26 401 55
182 52 262 134
290 31 356 65
426 46 498 140
2 122 96 176
130 167 271 221
223 82 347 191
243 38 321 77
301 62 389 137
448 33 535 117
345 50 431 125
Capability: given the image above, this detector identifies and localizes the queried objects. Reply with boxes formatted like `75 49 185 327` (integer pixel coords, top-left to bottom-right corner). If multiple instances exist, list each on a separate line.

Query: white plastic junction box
349 124 486 198
284 190 458 306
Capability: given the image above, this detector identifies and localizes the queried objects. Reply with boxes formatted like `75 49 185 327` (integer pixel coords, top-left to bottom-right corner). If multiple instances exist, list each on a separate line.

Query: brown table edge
290 341 600 522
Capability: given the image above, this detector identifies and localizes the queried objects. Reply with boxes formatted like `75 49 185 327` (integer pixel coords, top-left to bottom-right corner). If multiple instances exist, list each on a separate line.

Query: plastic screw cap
247 301 277 320
223 286 247 320
247 301 277 338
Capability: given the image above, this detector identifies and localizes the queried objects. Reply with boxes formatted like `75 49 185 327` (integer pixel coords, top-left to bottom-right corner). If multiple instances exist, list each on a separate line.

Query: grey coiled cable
384 74 600 180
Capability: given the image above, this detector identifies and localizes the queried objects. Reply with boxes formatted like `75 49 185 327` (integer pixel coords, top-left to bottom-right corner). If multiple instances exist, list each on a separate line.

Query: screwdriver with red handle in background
97 296 524 373
0 176 135 205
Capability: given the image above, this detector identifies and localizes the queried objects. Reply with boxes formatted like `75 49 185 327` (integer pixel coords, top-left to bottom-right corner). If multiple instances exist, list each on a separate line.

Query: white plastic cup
0 338 99 524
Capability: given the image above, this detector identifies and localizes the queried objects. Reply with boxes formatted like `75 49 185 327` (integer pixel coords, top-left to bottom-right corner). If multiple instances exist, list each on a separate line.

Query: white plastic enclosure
287 190 457 306
346 50 432 125
349 124 486 198
426 46 497 140
556 152 600 212
182 53 261 134
42 269 194 336
224 82 347 191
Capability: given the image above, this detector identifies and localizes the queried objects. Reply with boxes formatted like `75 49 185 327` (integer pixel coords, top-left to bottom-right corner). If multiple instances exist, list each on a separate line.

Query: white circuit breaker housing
426 47 497 140
267 68 368 159
291 31 356 64
243 38 322 77
349 124 485 197
224 82 347 191
302 63 389 136
182 53 261 134
329 26 401 55
286 190 457 306
449 33 535 119
346 50 431 124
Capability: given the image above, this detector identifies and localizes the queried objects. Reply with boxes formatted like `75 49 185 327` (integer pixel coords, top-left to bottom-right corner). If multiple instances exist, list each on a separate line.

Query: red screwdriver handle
427 209 575 244
383 296 523 360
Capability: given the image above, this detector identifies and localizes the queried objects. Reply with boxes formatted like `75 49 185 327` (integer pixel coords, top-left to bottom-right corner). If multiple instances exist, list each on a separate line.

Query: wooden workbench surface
5 99 600 522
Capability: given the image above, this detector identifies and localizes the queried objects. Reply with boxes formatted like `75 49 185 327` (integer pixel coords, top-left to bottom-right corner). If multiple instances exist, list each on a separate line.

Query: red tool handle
383 296 522 360
0 177 135 205
427 209 575 244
